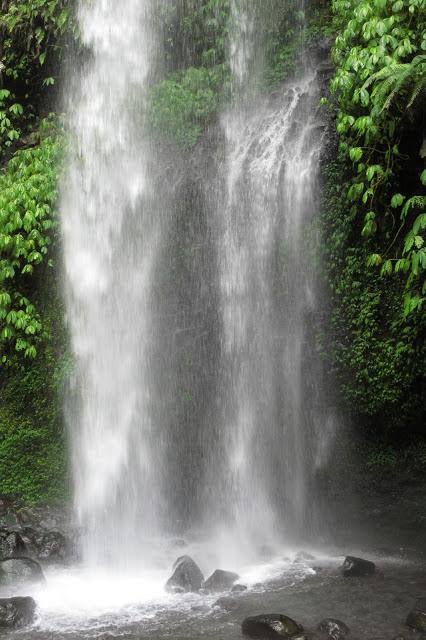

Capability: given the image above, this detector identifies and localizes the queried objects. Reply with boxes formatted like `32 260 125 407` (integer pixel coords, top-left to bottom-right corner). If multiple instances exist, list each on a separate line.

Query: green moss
0 274 71 505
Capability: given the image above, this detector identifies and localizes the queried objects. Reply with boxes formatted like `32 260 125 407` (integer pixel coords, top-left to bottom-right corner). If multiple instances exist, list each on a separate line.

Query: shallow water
2 546 425 640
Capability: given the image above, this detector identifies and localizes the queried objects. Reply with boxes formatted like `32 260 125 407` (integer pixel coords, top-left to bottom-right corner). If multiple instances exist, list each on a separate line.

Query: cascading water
61 0 334 575
61 0 165 567
201 4 334 561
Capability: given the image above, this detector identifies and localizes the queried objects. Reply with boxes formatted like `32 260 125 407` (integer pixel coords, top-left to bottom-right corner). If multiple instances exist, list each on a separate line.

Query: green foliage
0 119 62 364
330 0 426 315
263 1 333 88
151 0 334 146
147 64 226 147
162 0 229 71
0 285 70 504
321 159 425 431
364 440 426 473
0 0 75 147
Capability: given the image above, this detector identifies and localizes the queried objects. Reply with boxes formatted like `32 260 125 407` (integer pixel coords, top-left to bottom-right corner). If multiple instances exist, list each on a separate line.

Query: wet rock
242 614 304 638
406 602 426 632
0 557 45 586
37 531 68 562
214 596 240 611
342 556 375 577
0 530 27 558
0 596 36 629
232 583 248 592
165 555 203 593
318 618 350 640
0 497 12 517
204 569 239 592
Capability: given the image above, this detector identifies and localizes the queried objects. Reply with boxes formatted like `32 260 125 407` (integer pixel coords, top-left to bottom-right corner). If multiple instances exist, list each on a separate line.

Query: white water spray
62 0 163 567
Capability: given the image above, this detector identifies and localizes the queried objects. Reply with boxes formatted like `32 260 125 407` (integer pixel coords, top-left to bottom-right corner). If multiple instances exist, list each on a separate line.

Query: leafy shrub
0 119 62 364
330 0 426 315
0 0 75 147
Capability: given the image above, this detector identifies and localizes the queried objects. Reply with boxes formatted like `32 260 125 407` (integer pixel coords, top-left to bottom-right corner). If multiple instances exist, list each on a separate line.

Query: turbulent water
62 0 333 574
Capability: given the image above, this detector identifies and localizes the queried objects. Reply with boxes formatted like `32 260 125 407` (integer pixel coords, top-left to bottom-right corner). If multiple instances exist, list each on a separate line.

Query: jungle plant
330 0 426 315
0 119 62 364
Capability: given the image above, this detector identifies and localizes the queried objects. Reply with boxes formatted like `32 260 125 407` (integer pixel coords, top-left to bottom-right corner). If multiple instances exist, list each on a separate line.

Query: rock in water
406 602 426 632
0 558 45 586
342 556 375 577
242 614 304 638
232 583 248 592
0 597 36 629
318 618 350 640
165 555 203 593
204 569 239 592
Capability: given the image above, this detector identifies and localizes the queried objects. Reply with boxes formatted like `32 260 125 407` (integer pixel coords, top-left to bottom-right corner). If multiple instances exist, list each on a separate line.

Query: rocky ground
0 471 425 637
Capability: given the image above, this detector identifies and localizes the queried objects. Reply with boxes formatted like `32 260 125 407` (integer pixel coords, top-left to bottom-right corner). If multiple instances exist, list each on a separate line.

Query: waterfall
202 3 333 561
61 0 334 572
61 0 164 567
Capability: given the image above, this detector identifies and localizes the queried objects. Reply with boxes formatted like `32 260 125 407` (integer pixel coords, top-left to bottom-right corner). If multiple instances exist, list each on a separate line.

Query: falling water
61 0 334 574
203 2 334 559
61 0 164 567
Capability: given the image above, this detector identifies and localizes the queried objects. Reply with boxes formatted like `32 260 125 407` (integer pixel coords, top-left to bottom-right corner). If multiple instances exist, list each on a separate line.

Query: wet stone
0 530 27 558
37 530 68 562
165 555 204 593
0 557 45 587
204 569 239 592
242 613 304 639
342 556 375 577
232 583 248 592
406 602 426 633
318 618 350 640
0 596 36 629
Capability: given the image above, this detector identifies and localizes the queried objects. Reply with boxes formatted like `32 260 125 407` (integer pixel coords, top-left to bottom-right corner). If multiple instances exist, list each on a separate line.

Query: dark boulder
318 618 350 640
406 602 426 632
165 555 203 593
0 597 36 629
0 557 45 586
204 569 239 592
232 583 248 592
342 556 375 577
242 614 304 638
37 531 68 562
0 531 27 558
0 495 15 517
